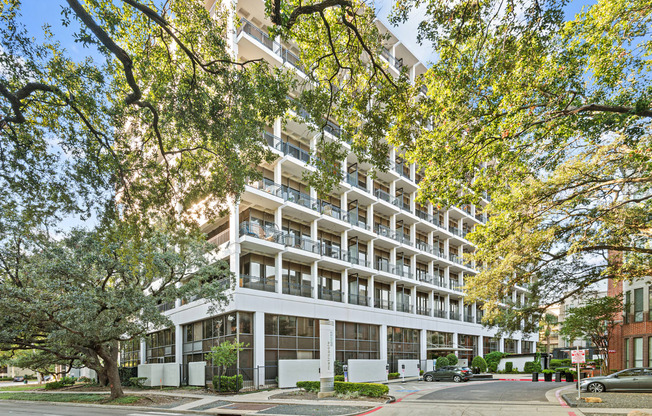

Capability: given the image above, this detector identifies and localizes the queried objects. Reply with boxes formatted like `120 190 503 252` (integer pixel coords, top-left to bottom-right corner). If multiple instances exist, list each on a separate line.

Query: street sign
571 349 586 364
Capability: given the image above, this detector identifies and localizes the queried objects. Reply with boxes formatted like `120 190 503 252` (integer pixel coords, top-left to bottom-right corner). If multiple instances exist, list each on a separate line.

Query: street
0 402 184 416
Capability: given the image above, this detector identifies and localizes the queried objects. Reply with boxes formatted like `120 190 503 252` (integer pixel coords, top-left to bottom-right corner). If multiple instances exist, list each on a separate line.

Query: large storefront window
504 339 517 354
147 328 175 364
457 334 478 362
426 331 453 359
335 321 380 362
521 341 534 354
387 326 420 372
483 337 500 355
182 312 254 372
120 338 140 367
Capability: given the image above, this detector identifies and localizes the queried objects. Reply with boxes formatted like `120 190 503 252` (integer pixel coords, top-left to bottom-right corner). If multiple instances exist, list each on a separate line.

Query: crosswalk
127 412 183 416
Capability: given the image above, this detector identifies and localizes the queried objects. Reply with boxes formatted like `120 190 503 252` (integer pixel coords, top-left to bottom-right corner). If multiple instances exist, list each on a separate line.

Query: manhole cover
221 403 276 411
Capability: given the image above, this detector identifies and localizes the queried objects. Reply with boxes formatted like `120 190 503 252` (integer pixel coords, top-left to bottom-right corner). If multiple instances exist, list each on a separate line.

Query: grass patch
0 392 141 404
0 385 46 392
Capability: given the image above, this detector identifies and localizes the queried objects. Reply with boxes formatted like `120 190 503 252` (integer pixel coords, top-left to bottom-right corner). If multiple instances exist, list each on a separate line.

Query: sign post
319 320 336 398
571 347 586 401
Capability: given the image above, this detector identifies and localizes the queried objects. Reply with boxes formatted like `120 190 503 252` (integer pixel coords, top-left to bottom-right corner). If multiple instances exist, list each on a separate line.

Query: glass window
635 288 644 322
239 312 252 334
625 338 630 367
634 337 644 367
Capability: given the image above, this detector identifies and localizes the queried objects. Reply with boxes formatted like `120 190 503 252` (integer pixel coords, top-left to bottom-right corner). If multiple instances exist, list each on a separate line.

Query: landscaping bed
270 390 387 403
0 391 192 407
562 392 652 409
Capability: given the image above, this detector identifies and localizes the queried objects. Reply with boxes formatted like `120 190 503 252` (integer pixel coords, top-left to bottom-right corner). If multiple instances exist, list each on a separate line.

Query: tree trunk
97 343 124 400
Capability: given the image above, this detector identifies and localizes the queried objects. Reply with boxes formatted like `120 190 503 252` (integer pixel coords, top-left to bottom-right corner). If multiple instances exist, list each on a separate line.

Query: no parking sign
571 350 586 364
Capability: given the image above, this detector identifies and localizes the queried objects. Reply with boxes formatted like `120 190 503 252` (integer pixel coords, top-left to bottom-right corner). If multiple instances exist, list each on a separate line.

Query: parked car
423 367 471 383
12 376 24 382
580 368 652 392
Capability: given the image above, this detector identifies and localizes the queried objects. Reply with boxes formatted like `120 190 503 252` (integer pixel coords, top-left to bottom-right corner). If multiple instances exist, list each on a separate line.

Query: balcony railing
374 299 393 310
415 209 432 223
249 177 283 198
417 306 431 316
394 161 410 179
463 314 474 323
374 223 392 238
278 140 313 164
476 315 484 324
157 301 175 312
395 264 413 279
393 230 412 246
475 213 486 223
240 275 276 292
319 287 343 302
449 226 460 236
449 311 461 321
432 276 447 288
416 240 434 254
239 221 283 243
450 282 464 292
450 253 462 264
281 186 319 211
283 281 312 298
239 19 304 72
321 243 345 261
434 248 446 259
320 202 347 221
347 213 369 230
396 198 412 213
434 309 448 319
282 234 320 254
345 172 368 192
208 229 230 247
374 188 400 206
416 272 433 284
396 303 413 313
348 293 370 306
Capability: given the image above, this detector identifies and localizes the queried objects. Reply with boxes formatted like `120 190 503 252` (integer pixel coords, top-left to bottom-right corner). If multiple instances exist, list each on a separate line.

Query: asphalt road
0 402 186 416
418 380 562 402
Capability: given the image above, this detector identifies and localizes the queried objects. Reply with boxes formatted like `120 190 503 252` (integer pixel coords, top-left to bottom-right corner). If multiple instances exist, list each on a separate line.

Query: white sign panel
319 320 336 378
571 350 586 364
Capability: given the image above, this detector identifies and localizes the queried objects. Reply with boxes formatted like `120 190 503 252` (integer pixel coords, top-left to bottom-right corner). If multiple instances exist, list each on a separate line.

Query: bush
505 362 513 372
472 356 487 373
129 377 148 387
446 353 459 366
484 351 504 368
44 381 65 390
419 370 424 375
542 369 556 374
78 376 93 383
212 374 243 392
0 377 13 381
296 381 389 398
118 367 138 386
388 372 400 380
334 360 344 376
334 375 345 382
435 357 450 369
61 376 76 385
550 359 571 369
523 362 542 373
488 362 498 373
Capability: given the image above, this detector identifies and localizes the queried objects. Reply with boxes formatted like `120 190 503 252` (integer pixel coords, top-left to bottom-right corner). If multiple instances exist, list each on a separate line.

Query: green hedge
484 351 504 367
44 381 65 390
524 361 542 373
0 377 13 381
550 359 571 369
213 374 243 392
488 362 498 373
296 381 389 397
388 372 400 379
505 362 513 372
472 356 487 373
334 375 345 382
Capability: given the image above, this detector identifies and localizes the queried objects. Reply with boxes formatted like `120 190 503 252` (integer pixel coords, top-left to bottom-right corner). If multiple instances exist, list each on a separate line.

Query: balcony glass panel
240 275 276 292
374 299 393 310
319 287 343 302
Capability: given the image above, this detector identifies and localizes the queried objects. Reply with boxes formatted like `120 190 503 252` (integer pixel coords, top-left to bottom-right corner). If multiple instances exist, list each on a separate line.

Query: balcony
282 234 320 254
416 240 434 254
283 281 312 298
449 253 463 265
347 252 371 268
347 212 369 230
396 198 412 214
278 140 314 165
321 243 345 261
393 230 412 246
348 293 370 306
374 188 400 207
463 314 474 323
249 177 283 198
318 287 343 302
240 275 276 292
157 301 175 312
394 264 413 280
475 213 486 223
432 276 447 288
381 47 404 71
239 221 283 243
208 229 230 247
238 19 303 72
416 272 433 285
434 309 447 319
320 202 347 222
374 299 393 310
345 172 368 192
396 303 413 313
374 223 393 239
449 311 461 321
417 306 431 316
281 186 319 211
450 282 464 292
449 226 461 237
394 161 410 180
415 209 433 223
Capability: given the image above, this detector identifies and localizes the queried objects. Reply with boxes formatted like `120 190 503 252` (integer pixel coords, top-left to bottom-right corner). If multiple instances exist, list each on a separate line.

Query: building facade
120 0 537 384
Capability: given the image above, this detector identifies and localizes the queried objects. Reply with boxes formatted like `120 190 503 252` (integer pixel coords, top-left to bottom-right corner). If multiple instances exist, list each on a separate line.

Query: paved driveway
418 380 562 402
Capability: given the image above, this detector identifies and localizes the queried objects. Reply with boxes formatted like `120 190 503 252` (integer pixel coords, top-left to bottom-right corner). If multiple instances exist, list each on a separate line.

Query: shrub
296 381 389 397
0 377 13 381
334 375 345 382
388 372 400 379
446 353 459 366
61 376 76 385
550 359 571 369
212 374 243 392
78 376 93 383
542 369 555 374
419 370 424 375
435 357 450 369
334 360 344 376
471 356 487 373
488 362 498 373
129 377 148 387
523 362 542 373
44 381 65 390
484 351 504 367
505 362 513 373
118 366 138 386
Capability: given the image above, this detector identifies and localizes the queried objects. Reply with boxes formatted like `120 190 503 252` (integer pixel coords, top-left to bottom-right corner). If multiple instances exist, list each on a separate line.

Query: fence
204 365 278 392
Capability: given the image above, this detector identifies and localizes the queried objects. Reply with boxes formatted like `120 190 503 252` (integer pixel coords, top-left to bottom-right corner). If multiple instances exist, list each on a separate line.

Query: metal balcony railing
283 281 312 298
282 234 320 254
463 314 474 323
346 252 370 268
239 19 304 72
416 240 433 254
239 221 283 243
281 186 319 211
395 264 413 280
374 299 393 310
449 226 460 236
417 306 431 316
374 188 400 206
393 230 412 246
450 282 464 292
348 293 370 306
415 209 432 223
347 213 369 230
449 253 462 264
416 272 433 284
432 276 447 288
321 243 344 261
449 311 461 321
434 309 448 319
394 161 410 179
374 223 392 238
320 202 347 221
240 275 276 292
345 172 368 192
249 177 283 198
208 229 230 246
318 287 343 302
396 303 413 313
396 198 412 213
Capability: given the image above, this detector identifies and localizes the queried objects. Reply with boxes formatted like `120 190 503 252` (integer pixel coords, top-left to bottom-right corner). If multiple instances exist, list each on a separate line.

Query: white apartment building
119 0 537 385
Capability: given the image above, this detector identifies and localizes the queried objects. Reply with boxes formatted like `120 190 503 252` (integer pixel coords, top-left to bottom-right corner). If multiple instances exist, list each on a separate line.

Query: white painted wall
497 355 538 372
397 359 420 377
138 363 179 387
347 359 388 383
188 361 206 386
278 359 320 388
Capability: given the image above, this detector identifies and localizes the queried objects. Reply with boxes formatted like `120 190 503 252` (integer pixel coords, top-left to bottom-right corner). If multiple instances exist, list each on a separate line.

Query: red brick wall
607 277 624 370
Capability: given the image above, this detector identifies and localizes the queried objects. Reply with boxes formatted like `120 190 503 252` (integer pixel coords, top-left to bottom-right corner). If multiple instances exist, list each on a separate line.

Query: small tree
205 341 247 379
446 353 459 366
559 296 622 374
471 356 487 373
539 313 558 354
435 356 449 369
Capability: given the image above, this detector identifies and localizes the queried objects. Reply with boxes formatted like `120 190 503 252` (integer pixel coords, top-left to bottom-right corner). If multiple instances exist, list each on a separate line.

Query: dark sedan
580 368 652 392
423 367 470 383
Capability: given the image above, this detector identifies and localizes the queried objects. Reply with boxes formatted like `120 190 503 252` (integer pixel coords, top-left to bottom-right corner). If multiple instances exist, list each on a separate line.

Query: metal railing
282 234 320 254
450 282 464 292
282 281 312 298
449 253 462 264
346 253 370 268
374 188 400 206
318 287 343 302
249 177 283 198
281 186 319 211
432 276 447 288
416 240 433 254
463 314 474 323
321 243 344 260
416 271 432 284
345 172 368 192
449 311 461 321
417 306 431 316
396 198 412 213
348 293 370 306
394 161 410 179
374 299 393 310
395 264 413 279
374 223 392 238
393 230 412 246
375 259 393 274
320 202 347 221
434 309 448 319
347 213 369 230
239 19 304 72
208 229 230 246
239 221 282 243
396 303 413 313
449 226 460 236
240 275 276 292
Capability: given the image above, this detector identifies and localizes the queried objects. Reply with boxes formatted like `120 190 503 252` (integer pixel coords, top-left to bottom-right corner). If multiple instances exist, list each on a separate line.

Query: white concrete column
253 311 266 387
174 323 183 365
273 117 282 139
499 337 505 353
369 275 375 309
420 329 427 361
140 339 147 365
380 324 388 362
342 269 349 304
275 252 283 294
410 286 417 314
410 254 417 281
274 159 283 185
445 293 451 318
428 290 435 317
368 240 375 267
391 281 397 311
311 261 319 299
410 223 416 246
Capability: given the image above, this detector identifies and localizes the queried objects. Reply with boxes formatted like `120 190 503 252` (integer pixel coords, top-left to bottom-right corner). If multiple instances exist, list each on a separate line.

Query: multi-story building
120 1 536 384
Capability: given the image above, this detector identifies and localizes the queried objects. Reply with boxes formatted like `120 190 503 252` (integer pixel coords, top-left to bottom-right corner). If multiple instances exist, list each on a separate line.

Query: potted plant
542 369 554 382
565 369 576 383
